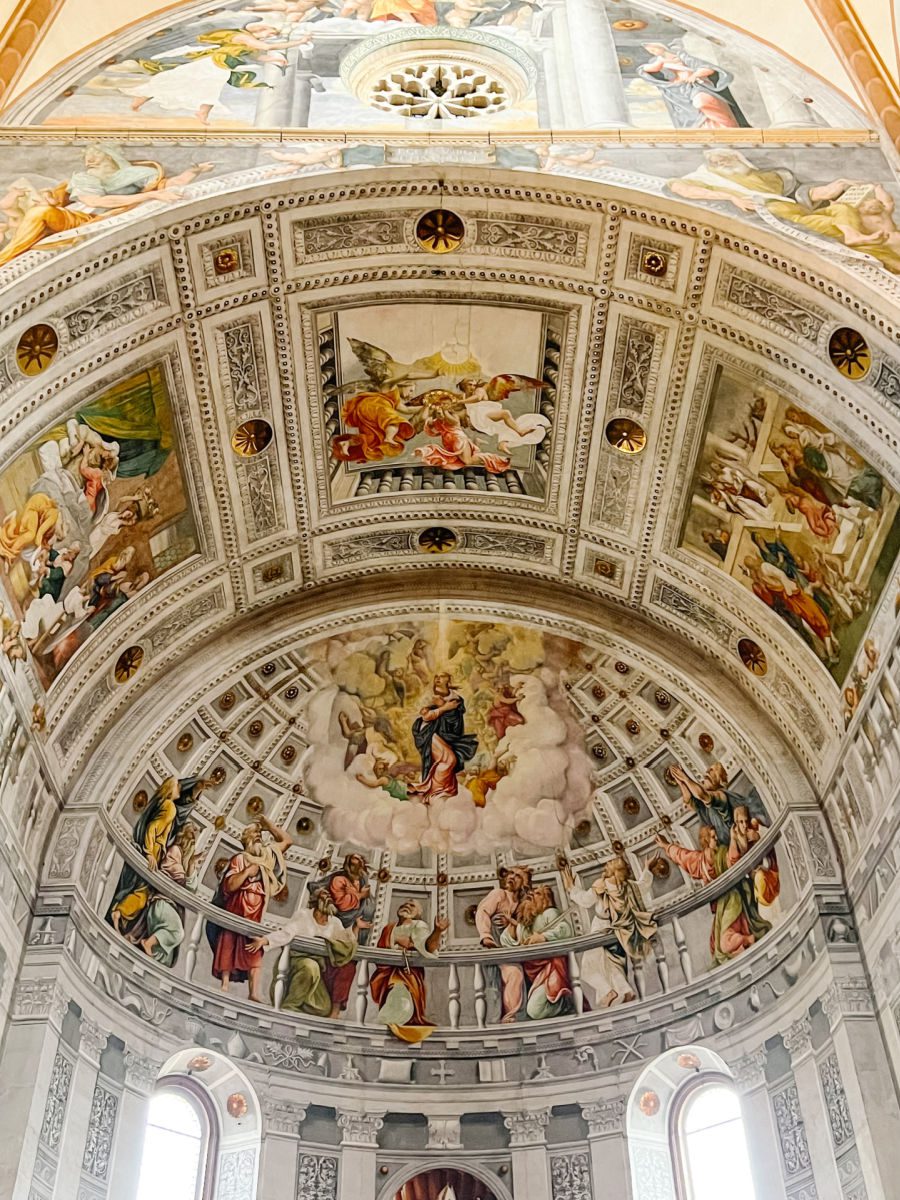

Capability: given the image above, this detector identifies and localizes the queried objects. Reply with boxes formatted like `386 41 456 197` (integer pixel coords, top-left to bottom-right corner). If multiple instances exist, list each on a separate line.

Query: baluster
654 938 670 993
568 949 584 1015
632 957 645 1000
184 913 204 982
473 961 487 1028
273 944 291 1010
448 963 460 1029
354 960 370 1025
671 915 693 985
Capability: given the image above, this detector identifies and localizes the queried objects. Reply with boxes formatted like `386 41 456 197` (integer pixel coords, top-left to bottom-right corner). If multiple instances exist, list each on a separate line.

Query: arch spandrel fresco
0 364 199 688
101 616 789 1033
679 361 900 685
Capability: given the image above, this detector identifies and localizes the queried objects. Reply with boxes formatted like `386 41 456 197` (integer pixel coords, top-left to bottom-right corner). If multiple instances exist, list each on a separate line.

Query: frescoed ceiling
2 162 900 808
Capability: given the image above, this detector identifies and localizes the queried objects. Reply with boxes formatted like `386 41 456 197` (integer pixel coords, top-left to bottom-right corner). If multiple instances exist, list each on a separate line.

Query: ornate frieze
81 1080 119 1181
772 1081 812 1177
550 1151 591 1200
715 263 825 343
296 1153 338 1200
63 267 165 340
217 1148 257 1200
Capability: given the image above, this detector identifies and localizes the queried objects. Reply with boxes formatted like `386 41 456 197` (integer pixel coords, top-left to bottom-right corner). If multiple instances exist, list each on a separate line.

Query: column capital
78 1017 108 1064
730 1048 768 1093
12 978 69 1027
783 1015 813 1059
427 1116 462 1150
263 1098 308 1136
123 1051 162 1094
337 1109 384 1146
503 1108 550 1146
580 1098 625 1137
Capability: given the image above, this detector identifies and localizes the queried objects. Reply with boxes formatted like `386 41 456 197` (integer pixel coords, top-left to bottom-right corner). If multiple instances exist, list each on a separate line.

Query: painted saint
370 900 448 1042
499 883 574 1019
107 776 214 945
408 673 478 804
206 815 292 1002
637 41 748 130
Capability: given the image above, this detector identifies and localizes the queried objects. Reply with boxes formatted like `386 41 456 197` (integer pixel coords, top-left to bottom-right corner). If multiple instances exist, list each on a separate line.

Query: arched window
627 1047 758 1200
675 1081 756 1200
136 1087 210 1200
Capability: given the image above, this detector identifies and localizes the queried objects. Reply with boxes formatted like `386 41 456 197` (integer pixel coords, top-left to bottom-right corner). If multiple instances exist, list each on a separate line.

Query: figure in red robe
370 900 448 1043
207 816 291 1002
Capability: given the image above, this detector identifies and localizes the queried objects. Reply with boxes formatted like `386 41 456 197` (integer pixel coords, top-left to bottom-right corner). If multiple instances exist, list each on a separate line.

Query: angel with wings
457 375 548 453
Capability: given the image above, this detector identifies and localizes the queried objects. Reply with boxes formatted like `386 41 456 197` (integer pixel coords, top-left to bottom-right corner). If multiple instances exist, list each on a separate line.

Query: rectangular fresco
322 302 556 497
0 365 198 688
681 363 900 684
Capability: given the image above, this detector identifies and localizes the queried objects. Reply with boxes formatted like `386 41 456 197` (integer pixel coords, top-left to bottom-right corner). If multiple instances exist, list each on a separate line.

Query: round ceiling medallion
296 816 314 834
613 17 648 29
132 789 148 813
417 523 460 551
16 323 58 375
605 417 647 454
737 637 768 675
231 418 273 456
828 327 870 379
114 645 143 683
341 28 536 122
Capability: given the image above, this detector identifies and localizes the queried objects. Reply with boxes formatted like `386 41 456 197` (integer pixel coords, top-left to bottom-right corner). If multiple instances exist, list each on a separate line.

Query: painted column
822 980 900 1199
503 1109 552 1200
54 1017 107 1200
4 983 71 1200
752 67 820 126
783 1016 844 1199
336 1110 384 1200
259 1100 307 1200
580 1099 629 1198
548 1 583 127
731 1048 788 1200
107 1052 161 1200
560 0 631 127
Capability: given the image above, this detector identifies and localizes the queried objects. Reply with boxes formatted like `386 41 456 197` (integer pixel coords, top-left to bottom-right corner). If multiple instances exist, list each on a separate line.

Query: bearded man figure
207 815 292 1002
370 900 448 1043
475 865 533 1022
501 884 575 1020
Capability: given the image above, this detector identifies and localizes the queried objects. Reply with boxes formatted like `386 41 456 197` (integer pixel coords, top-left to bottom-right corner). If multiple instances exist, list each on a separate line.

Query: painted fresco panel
680 363 900 684
0 365 198 688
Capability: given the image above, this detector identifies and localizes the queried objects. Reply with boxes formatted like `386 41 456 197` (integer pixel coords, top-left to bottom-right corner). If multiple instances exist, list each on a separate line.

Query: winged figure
347 339 480 390
457 374 549 451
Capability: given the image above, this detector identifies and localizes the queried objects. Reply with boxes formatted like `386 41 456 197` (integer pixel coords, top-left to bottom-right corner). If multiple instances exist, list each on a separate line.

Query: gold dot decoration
415 208 465 253
437 871 449 886
377 866 392 883
114 645 143 683
593 558 616 579
613 16 647 29
281 744 297 763
605 417 647 454
464 903 478 926
640 248 668 277
261 662 276 677
132 789 149 813
231 418 273 456
16 324 59 375
248 720 264 738
574 818 592 838
648 855 670 878
226 1093 248 1119
418 526 458 554
592 744 607 760
177 733 194 753
213 246 241 276
737 637 768 676
211 767 227 785
639 1090 660 1117
247 796 265 816
654 689 671 709
284 685 299 701
219 691 236 711
698 732 715 753
591 684 606 701
626 719 640 736
296 816 314 834
663 765 678 787
214 815 226 830
187 1055 211 1072
623 795 640 816
615 661 630 675
828 327 871 380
